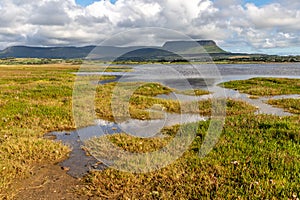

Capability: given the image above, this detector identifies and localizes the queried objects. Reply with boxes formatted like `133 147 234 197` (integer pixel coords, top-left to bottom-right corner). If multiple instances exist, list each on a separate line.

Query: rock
64 132 71 136
61 166 70 171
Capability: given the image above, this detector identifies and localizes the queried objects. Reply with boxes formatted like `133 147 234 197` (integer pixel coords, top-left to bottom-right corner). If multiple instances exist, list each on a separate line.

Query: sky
76 0 117 6
75 0 273 7
0 0 300 55
243 0 272 6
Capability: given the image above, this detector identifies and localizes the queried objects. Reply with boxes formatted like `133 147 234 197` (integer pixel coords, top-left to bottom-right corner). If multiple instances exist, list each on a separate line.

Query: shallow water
157 88 298 116
77 63 300 89
48 113 206 177
54 63 300 177
210 87 295 116
45 131 105 178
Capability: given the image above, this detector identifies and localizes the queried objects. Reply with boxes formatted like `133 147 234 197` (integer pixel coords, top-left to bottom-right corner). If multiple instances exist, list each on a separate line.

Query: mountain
0 40 228 60
163 40 227 54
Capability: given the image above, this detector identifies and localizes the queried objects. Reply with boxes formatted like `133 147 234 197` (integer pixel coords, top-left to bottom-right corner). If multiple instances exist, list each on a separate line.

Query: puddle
45 130 106 178
47 113 206 178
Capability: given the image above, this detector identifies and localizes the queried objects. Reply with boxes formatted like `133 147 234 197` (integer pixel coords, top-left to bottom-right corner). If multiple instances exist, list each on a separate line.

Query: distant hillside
0 46 95 59
0 40 228 60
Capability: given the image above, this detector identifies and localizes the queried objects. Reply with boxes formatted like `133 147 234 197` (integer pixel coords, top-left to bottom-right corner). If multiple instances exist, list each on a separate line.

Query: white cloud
245 3 300 29
0 0 299 54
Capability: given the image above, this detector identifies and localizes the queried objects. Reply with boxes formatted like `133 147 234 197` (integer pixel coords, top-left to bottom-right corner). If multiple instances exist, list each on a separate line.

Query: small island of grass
221 77 300 96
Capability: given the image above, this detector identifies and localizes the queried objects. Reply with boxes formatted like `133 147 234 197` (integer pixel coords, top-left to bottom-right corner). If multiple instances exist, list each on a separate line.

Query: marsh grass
105 133 172 153
268 98 300 114
175 88 210 96
0 64 82 197
222 77 300 96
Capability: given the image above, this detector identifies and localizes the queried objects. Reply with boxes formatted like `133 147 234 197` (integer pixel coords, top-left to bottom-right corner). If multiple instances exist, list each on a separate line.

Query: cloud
245 3 300 29
0 0 299 55
28 1 72 26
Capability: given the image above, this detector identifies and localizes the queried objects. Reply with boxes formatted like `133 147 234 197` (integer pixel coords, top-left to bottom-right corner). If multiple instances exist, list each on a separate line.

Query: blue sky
243 0 273 6
76 0 273 7
76 0 117 6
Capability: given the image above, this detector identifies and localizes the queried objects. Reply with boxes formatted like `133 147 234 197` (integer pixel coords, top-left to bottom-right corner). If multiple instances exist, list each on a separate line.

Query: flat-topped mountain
0 40 228 60
163 40 226 54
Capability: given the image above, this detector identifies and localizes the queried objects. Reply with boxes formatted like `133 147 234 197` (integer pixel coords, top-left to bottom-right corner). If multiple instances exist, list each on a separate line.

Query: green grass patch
175 88 210 96
88 133 172 154
221 77 300 96
268 98 300 114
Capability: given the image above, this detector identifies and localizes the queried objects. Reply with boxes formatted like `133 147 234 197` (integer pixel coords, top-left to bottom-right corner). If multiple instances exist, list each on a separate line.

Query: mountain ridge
0 40 228 60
